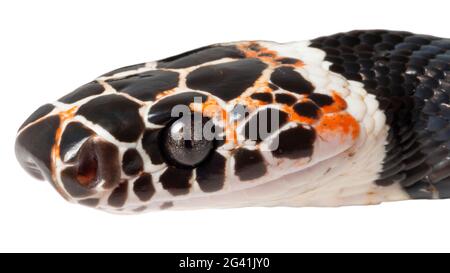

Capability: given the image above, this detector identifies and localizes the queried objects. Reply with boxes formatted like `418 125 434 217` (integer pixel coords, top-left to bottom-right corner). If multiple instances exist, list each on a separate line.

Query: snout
15 104 122 201
15 109 60 181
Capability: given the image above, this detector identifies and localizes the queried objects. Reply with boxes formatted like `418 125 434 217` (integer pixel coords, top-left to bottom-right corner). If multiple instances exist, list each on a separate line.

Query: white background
1 0 449 252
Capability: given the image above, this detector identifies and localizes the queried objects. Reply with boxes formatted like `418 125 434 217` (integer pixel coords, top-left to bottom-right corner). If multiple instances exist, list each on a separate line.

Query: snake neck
310 30 450 200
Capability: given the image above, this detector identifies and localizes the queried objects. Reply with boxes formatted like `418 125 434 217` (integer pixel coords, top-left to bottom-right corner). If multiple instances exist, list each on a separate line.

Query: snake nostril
59 137 120 197
76 146 99 187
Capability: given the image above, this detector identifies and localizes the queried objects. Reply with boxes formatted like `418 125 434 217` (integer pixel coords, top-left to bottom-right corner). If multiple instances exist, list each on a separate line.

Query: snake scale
15 30 450 213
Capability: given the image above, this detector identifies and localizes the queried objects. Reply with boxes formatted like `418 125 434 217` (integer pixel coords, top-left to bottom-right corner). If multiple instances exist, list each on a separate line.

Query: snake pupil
161 114 215 168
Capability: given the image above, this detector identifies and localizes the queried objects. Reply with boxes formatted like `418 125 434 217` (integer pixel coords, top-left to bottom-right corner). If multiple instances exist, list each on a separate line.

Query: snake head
16 41 365 213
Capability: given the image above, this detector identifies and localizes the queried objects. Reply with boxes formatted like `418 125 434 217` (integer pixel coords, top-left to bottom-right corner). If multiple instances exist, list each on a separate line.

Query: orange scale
281 105 321 125
53 106 78 159
155 89 176 100
316 112 360 141
259 57 279 66
252 78 272 91
224 122 239 145
275 57 304 67
190 98 226 120
258 52 276 58
320 92 348 113
238 43 280 66
51 106 79 198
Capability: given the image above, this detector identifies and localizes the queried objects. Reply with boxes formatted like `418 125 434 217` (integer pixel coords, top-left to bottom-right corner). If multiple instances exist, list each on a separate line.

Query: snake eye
160 114 215 168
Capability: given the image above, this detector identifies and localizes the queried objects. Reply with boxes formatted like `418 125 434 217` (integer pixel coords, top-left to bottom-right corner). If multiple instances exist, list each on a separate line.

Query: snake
15 30 450 214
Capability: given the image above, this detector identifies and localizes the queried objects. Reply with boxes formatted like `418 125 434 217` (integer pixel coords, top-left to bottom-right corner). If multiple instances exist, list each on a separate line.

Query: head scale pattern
17 30 450 213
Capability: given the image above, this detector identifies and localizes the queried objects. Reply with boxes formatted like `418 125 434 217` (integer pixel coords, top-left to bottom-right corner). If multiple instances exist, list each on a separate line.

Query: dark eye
160 114 215 167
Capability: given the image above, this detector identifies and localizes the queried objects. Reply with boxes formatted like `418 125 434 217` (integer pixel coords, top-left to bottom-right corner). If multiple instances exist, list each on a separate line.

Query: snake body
15 30 450 213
